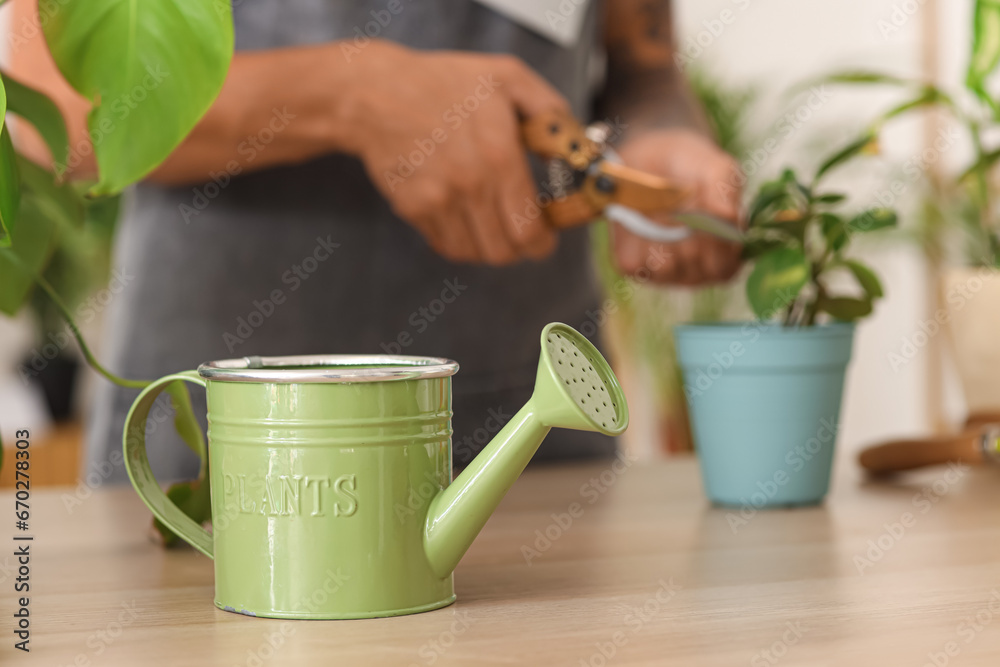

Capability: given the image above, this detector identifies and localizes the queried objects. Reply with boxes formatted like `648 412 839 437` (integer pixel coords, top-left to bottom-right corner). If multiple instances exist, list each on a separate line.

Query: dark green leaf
165 381 207 471
0 186 60 315
818 295 873 321
820 213 849 251
155 478 212 546
848 208 897 232
43 0 234 195
815 193 847 205
967 0 1000 116
84 194 121 238
842 259 884 299
748 180 789 227
815 132 878 182
741 236 788 260
18 157 84 231
760 215 809 244
746 247 810 320
1 72 70 169
0 125 18 247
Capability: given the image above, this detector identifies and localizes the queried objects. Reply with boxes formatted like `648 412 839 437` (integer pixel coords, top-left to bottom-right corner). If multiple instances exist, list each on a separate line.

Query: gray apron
86 0 614 483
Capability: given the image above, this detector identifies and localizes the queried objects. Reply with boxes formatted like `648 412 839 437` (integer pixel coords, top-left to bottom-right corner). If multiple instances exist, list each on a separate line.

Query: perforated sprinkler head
533 323 628 435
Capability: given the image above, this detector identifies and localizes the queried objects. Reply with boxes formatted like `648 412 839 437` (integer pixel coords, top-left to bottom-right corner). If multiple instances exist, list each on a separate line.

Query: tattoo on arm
598 0 709 135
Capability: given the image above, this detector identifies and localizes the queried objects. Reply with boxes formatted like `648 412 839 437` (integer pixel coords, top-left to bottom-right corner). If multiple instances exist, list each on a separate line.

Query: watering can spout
422 323 628 579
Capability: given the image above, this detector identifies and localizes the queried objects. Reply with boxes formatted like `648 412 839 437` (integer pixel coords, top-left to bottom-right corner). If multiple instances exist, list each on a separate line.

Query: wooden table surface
3 455 1000 666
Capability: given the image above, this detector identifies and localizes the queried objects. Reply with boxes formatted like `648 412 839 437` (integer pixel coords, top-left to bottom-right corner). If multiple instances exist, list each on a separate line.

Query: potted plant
816 0 1000 423
0 0 233 538
675 159 897 507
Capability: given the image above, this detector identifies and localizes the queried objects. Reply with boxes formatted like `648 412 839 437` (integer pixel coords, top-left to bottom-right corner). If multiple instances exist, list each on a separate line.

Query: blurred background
0 0 984 485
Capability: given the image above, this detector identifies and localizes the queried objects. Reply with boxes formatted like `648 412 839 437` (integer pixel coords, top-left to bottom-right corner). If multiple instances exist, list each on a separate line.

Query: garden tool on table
520 110 744 243
858 413 1000 474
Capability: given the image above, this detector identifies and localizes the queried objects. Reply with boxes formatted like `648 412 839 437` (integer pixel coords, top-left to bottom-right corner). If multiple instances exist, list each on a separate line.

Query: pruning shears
521 110 743 243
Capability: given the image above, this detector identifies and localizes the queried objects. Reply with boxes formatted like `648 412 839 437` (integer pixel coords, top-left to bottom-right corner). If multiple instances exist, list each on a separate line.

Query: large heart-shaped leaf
43 0 234 195
746 247 810 320
1 72 70 169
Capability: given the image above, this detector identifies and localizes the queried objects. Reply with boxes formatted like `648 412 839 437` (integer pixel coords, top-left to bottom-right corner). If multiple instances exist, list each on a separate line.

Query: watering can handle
122 371 214 559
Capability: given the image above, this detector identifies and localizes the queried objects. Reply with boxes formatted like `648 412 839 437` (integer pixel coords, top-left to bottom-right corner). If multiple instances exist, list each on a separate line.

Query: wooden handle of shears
521 110 692 229
858 432 984 474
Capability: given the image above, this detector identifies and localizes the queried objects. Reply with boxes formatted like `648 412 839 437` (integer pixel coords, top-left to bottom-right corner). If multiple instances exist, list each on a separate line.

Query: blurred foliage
815 0 1000 268
742 167 895 325
0 0 234 541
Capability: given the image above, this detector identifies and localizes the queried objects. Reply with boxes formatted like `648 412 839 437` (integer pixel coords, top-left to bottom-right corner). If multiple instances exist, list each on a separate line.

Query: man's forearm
598 0 709 138
151 43 382 185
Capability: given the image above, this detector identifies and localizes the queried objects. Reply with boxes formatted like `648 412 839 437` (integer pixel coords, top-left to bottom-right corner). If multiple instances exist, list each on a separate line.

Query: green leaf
842 259 884 299
748 180 789 227
17 157 84 232
83 193 121 238
959 147 1000 183
760 215 809 244
0 184 60 315
815 193 847 205
968 0 1000 116
879 85 954 122
820 213 849 251
0 72 70 169
155 478 212 546
848 208 897 232
0 125 19 247
43 0 234 195
746 247 810 320
813 71 910 87
741 236 788 260
818 295 873 321
165 381 207 474
815 132 878 183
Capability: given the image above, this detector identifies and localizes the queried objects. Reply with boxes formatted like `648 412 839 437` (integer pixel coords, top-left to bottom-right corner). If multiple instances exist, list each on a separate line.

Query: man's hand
349 42 569 266
611 129 742 284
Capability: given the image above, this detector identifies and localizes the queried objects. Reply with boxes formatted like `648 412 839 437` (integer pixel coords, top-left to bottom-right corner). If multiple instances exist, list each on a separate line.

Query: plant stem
35 274 151 389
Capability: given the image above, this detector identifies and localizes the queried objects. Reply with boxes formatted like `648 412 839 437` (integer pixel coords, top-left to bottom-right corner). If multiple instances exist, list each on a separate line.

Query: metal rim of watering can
198 354 460 383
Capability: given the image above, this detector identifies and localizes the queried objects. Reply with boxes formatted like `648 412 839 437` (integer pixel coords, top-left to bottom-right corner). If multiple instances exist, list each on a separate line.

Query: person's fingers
434 199 482 263
496 152 557 260
612 224 684 280
492 54 570 118
465 184 518 266
476 102 558 260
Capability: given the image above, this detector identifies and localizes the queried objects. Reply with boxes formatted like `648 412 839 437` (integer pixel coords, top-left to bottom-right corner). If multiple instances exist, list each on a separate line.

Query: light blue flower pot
674 323 855 507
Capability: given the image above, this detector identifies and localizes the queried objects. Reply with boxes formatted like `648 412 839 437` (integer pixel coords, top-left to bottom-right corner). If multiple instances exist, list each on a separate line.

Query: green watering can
122 323 628 619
